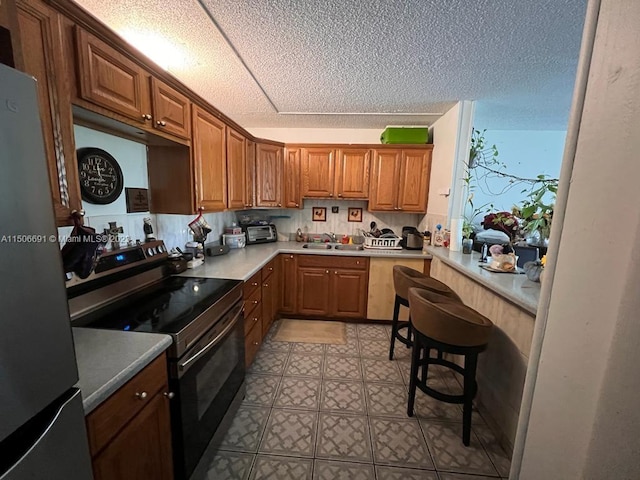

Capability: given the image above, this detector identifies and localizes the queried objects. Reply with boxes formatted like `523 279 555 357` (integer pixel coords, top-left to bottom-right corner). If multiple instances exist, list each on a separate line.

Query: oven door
169 300 245 480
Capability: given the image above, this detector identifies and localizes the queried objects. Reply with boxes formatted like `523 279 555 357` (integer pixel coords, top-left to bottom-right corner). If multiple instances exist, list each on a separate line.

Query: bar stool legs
407 327 485 447
389 295 412 360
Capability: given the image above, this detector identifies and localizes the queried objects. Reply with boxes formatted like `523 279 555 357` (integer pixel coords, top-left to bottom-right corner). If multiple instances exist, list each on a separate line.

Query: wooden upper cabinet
226 127 246 209
369 149 401 211
301 147 335 198
397 149 431 212
17 0 81 226
150 77 190 139
193 106 227 211
283 147 301 208
255 143 283 207
75 27 150 124
245 139 256 208
335 148 370 199
369 148 432 212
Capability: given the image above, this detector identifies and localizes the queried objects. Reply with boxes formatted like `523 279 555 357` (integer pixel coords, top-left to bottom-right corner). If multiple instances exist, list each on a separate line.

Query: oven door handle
178 302 243 373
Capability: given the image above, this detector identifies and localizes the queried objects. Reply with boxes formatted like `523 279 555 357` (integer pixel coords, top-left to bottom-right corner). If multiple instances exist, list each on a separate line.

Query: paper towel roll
449 218 464 252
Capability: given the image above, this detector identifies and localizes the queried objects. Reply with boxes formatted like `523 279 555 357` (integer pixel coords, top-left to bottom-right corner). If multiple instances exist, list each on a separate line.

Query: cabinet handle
295 203 299 207
252 300 259 304
356 261 360 265
338 193 342 197
253 341 259 346
135 391 148 400
163 392 175 400
269 267 273 271
263 283 269 287
252 282 259 286
329 194 333 197
334 271 338 274
142 114 152 121
156 120 167 127
253 317 259 323
290 255 294 259
325 270 329 274
278 203 282 207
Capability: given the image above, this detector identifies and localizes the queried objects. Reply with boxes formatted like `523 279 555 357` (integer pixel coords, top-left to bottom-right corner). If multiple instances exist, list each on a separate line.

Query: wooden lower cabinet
280 254 297 314
296 256 369 319
86 354 173 480
261 258 279 336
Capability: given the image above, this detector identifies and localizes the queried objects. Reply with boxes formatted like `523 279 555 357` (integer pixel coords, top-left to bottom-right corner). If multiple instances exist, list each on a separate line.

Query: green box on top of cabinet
380 127 429 144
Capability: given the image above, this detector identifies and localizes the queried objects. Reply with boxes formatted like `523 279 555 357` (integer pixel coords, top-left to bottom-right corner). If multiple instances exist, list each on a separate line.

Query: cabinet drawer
245 318 263 367
244 270 262 298
297 255 368 270
244 303 262 335
86 354 168 456
244 285 262 317
262 258 276 279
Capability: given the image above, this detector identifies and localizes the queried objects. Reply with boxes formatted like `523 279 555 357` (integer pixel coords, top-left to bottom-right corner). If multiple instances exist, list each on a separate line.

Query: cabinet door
92 392 173 480
17 0 81 226
297 267 331 316
335 148 370 199
255 143 282 207
283 147 301 208
301 147 335 197
193 106 227 211
280 254 297 314
245 139 256 208
150 77 190 139
398 149 431 212
331 269 368 318
369 149 401 211
226 127 247 209
261 276 274 337
75 27 150 124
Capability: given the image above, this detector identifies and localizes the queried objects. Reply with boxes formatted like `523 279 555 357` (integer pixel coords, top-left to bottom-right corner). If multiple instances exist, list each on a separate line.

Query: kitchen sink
333 244 364 251
302 243 332 249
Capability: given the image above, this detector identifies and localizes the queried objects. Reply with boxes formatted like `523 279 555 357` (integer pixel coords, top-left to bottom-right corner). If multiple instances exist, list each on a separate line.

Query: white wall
467 130 565 215
247 128 382 143
517 0 640 478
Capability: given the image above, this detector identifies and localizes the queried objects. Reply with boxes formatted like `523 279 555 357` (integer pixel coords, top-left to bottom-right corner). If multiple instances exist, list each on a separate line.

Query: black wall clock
77 147 124 204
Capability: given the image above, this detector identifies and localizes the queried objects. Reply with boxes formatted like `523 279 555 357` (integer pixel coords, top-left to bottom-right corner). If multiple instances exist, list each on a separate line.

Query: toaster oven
243 224 277 244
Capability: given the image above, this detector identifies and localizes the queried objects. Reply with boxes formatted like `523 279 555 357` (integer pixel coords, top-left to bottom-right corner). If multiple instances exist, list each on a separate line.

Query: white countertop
180 241 432 281
72 328 172 414
426 246 540 315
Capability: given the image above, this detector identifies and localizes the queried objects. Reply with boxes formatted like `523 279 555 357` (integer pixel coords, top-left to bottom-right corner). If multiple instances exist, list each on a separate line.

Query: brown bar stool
389 265 462 360
407 287 493 446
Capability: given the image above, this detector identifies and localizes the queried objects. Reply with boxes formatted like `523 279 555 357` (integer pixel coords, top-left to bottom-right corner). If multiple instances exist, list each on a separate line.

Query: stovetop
74 276 242 335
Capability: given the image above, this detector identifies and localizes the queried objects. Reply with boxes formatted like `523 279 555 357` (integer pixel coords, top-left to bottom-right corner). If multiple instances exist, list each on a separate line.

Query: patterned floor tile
358 339 391 358
260 339 293 353
248 455 313 480
474 423 512 477
356 323 389 340
364 382 407 417
273 377 321 410
315 413 373 462
375 465 439 480
196 451 254 480
284 353 324 378
398 360 451 388
389 342 413 361
326 342 359 356
369 416 434 469
219 406 271 453
292 342 326 353
320 380 366 414
249 350 289 375
441 370 464 395
313 459 375 480
420 420 498 476
243 374 282 407
259 409 318 457
323 355 362 380
438 474 501 480
361 358 403 384
412 389 462 422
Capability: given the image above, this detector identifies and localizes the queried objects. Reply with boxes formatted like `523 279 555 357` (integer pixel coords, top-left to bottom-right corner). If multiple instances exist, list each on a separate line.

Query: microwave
243 224 277 244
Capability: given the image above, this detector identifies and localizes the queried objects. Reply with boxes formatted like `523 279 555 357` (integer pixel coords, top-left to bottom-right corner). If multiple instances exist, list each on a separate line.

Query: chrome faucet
323 232 337 243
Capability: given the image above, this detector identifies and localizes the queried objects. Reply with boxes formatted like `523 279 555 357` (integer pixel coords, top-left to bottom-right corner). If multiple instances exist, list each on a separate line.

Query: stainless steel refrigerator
0 64 93 479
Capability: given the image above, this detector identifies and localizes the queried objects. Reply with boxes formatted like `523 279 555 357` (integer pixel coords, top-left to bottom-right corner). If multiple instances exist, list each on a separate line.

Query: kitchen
3 0 640 478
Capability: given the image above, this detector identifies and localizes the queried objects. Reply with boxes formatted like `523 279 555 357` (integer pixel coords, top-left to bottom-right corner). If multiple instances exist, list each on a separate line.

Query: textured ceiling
73 0 587 130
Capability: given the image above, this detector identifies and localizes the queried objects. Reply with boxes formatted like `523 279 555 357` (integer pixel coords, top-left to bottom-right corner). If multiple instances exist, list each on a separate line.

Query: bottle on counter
433 224 445 247
481 243 489 263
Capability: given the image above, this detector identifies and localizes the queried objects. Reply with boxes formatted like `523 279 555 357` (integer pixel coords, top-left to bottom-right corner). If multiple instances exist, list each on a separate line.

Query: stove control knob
157 245 164 253
135 391 148 400
147 248 154 256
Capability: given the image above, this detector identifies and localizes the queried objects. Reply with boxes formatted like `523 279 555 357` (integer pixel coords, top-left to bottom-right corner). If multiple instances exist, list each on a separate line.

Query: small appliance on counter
400 226 424 250
222 232 246 249
205 243 231 257
243 224 277 245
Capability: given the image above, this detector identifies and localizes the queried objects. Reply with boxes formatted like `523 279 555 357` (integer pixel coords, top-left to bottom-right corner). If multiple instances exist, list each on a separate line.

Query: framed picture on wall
348 207 363 222
312 207 327 222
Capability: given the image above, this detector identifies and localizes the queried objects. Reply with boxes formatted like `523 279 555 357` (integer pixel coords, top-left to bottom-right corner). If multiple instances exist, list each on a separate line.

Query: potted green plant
461 220 474 253
512 177 557 247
